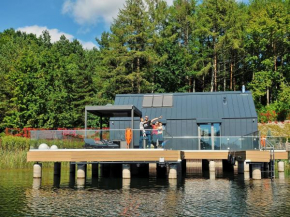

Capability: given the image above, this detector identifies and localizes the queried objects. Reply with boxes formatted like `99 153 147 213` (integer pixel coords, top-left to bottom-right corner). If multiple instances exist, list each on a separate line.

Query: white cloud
79 40 97 50
62 0 174 26
62 0 124 25
17 25 97 50
17 25 74 42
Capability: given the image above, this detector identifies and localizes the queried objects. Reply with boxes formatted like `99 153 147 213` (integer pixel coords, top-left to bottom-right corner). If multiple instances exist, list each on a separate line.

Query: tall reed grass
0 136 84 169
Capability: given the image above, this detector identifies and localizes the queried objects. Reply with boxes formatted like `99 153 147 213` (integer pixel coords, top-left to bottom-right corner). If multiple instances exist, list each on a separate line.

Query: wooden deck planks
27 149 288 163
183 150 288 162
183 151 229 160
27 150 183 162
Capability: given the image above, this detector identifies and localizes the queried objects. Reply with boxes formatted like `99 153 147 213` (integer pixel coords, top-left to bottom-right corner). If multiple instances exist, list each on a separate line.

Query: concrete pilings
209 161 215 180
33 163 42 178
169 164 178 179
149 163 157 177
278 161 285 179
168 163 182 179
252 164 262 180
122 164 131 179
244 162 250 180
77 164 86 179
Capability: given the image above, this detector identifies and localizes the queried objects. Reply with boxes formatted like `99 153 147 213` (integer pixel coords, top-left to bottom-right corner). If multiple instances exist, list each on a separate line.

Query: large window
199 123 221 150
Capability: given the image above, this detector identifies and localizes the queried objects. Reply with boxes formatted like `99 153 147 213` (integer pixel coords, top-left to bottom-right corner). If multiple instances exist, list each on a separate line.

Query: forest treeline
0 0 289 130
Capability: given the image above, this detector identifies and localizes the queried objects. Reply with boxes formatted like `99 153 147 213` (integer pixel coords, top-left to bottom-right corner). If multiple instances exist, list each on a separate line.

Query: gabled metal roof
114 91 257 120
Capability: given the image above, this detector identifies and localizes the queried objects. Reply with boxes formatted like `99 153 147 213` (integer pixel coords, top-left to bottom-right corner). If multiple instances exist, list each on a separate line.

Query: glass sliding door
199 123 221 150
213 123 221 150
199 124 212 150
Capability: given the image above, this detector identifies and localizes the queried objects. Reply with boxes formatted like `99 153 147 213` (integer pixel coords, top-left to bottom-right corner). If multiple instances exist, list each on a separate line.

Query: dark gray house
110 91 258 150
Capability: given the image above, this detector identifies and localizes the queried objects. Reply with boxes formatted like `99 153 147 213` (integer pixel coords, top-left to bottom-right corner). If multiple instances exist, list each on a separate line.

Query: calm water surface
0 168 290 216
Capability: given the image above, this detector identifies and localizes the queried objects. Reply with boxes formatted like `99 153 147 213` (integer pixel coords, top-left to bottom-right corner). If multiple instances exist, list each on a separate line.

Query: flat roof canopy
84 105 142 148
85 105 142 117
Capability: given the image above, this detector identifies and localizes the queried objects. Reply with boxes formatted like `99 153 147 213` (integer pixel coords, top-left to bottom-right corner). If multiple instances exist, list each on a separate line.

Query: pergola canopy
84 105 142 148
85 105 142 117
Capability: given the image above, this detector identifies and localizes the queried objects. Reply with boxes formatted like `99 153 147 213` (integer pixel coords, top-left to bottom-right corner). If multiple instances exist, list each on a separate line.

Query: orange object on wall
125 128 132 148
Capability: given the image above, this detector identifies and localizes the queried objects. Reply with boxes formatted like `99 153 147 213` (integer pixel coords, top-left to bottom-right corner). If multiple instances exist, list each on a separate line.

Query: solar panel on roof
153 95 163 107
142 95 153 107
163 95 173 107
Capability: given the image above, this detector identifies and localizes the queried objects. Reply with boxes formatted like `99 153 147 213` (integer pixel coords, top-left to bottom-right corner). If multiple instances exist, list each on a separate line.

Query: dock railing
29 129 288 151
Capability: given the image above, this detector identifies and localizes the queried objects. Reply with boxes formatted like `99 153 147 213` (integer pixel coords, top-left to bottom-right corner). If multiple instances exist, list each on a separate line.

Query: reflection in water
1 169 290 216
209 171 215 180
279 172 285 179
76 178 85 189
32 178 41 190
53 175 61 188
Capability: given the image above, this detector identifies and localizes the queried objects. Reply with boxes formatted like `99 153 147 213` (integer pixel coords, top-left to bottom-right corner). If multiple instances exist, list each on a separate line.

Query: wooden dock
27 149 288 162
27 149 183 163
27 149 288 183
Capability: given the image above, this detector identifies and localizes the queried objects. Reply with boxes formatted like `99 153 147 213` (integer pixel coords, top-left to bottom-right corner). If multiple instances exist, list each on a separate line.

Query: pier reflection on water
0 169 290 216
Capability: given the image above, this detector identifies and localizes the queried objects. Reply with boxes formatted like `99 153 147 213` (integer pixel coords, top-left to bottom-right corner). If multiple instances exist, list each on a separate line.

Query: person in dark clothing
143 115 162 148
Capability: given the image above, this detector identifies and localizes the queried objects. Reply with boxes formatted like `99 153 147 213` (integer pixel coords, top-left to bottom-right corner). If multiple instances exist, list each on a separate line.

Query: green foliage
0 136 30 151
0 0 290 132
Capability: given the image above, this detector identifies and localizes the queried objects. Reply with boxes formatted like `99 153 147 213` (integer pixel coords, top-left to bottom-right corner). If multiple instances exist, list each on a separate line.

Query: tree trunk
137 57 140 93
188 76 192 92
214 51 217 92
210 66 214 92
267 87 269 105
223 57 226 91
193 78 196 92
230 61 233 90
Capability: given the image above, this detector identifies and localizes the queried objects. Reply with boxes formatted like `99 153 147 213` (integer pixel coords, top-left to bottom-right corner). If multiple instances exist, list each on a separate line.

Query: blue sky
1 0 248 49
0 0 155 49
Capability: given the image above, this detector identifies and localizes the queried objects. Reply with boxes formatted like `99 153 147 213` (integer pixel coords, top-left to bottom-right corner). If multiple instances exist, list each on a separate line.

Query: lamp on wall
223 97 227 105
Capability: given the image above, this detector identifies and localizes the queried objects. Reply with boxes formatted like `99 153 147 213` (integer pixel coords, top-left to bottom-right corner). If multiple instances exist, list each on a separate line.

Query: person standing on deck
139 117 145 149
143 115 162 148
152 122 159 149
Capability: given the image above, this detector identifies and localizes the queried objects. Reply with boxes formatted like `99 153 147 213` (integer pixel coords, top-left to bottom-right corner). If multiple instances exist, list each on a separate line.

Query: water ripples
1 169 290 216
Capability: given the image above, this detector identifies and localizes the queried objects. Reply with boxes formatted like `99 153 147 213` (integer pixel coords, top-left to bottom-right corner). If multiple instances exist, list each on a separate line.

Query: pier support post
92 163 99 178
77 164 86 179
278 161 285 172
76 164 86 188
238 161 244 174
169 163 181 179
278 161 285 179
252 164 262 180
54 162 61 176
244 162 250 180
233 161 238 174
149 163 157 177
209 161 215 180
122 164 131 179
33 163 42 178
69 163 75 188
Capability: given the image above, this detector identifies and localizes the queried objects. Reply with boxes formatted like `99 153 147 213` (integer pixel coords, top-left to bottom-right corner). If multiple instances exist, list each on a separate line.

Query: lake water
0 168 290 216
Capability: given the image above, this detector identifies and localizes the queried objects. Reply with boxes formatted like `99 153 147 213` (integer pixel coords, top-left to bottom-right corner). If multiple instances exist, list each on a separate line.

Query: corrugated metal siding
114 92 257 120
166 119 198 150
112 92 258 139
